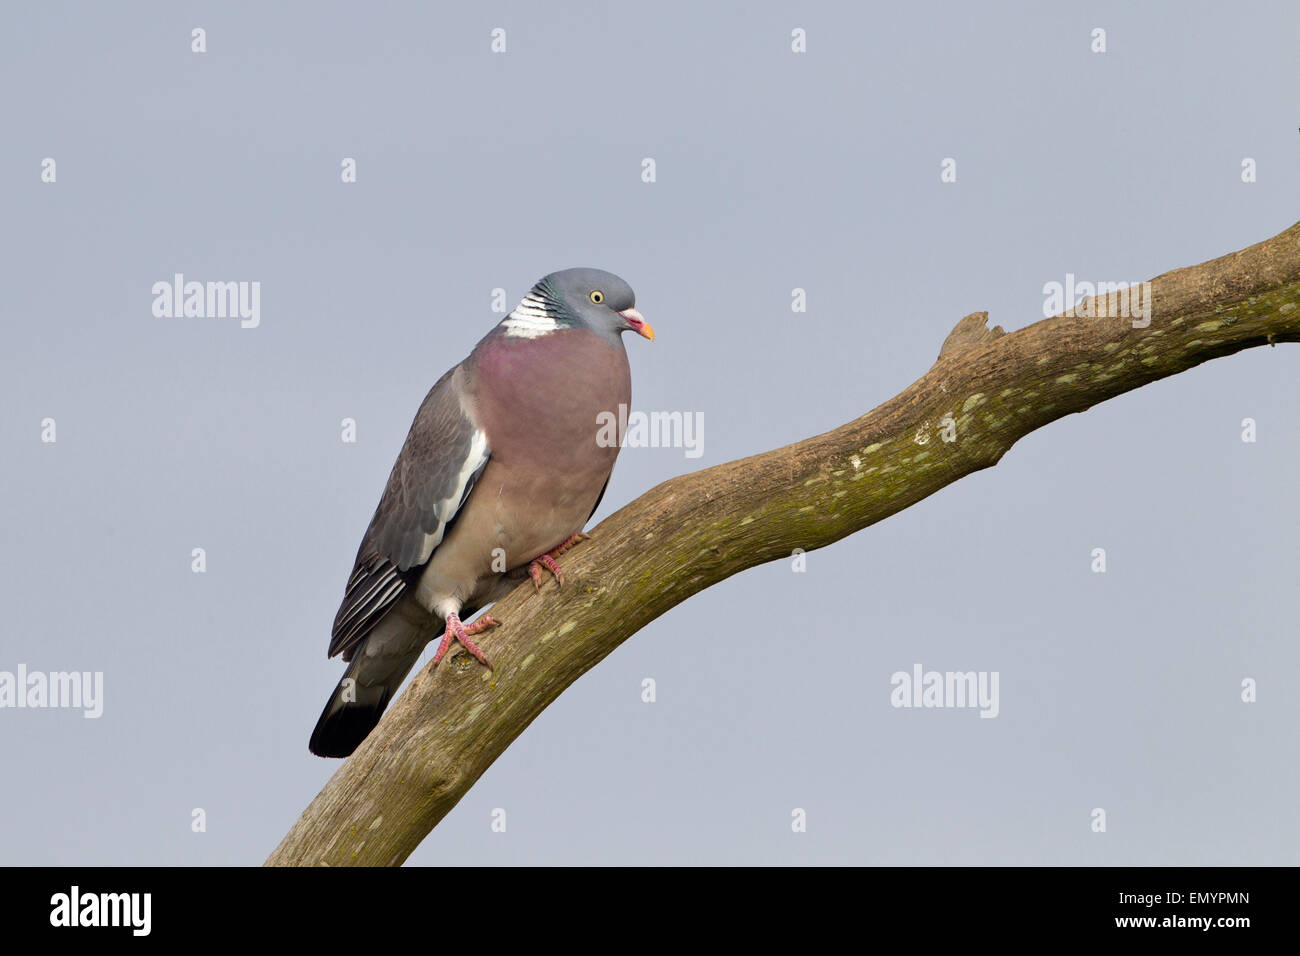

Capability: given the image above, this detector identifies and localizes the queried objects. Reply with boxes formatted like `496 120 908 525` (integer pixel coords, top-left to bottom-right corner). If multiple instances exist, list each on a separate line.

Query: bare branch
267 220 1300 866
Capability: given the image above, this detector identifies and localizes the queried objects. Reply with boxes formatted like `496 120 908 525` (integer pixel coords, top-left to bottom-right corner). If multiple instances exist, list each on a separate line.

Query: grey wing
587 476 609 523
329 366 489 660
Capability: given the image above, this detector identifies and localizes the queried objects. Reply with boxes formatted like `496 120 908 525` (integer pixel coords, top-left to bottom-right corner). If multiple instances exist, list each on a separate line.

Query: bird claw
530 554 564 590
528 533 589 591
432 612 499 668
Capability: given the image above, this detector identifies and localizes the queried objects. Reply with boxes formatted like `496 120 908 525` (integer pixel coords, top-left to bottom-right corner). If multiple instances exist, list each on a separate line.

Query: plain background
1 1 1297 865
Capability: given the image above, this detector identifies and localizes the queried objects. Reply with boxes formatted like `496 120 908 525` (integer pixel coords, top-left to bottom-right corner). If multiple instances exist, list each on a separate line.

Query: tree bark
267 219 1300 866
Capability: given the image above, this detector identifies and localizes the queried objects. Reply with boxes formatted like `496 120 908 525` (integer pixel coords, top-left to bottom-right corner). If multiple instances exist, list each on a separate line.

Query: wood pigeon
309 268 653 757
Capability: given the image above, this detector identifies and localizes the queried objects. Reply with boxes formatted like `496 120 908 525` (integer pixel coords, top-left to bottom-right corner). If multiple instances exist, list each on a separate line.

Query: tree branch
267 219 1300 866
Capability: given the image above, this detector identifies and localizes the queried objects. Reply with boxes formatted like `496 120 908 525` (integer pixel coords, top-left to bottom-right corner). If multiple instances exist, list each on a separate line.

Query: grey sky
1 1 1297 865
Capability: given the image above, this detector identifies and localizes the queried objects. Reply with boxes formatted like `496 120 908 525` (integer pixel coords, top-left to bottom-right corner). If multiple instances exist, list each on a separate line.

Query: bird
308 268 654 758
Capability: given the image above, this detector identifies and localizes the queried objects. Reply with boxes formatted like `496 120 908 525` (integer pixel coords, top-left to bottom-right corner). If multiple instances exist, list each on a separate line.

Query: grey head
501 267 654 344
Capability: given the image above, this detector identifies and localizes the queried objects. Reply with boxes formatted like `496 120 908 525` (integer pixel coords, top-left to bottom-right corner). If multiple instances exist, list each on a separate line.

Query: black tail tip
309 700 386 758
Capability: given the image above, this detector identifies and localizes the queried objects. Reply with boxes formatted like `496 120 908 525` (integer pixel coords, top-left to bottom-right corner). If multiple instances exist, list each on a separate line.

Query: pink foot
432 612 499 668
529 533 589 591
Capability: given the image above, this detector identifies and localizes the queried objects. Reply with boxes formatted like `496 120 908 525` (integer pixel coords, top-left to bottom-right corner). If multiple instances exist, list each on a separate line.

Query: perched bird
309 268 653 757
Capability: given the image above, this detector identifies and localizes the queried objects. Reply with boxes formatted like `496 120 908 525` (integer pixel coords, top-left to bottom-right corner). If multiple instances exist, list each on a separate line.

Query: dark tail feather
308 680 393 758
309 600 436 757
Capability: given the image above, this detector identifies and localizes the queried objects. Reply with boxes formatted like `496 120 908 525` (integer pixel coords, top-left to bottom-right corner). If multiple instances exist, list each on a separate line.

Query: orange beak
619 308 655 341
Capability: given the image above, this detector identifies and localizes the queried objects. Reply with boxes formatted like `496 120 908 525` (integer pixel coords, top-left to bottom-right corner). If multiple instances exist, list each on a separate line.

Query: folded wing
329 367 489 660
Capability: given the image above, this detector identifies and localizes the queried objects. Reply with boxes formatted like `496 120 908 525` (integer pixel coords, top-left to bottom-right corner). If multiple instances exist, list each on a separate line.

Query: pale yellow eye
589 290 604 304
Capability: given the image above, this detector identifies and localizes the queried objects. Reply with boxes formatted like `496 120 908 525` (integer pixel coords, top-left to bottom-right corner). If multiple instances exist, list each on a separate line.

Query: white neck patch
502 291 562 339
